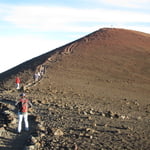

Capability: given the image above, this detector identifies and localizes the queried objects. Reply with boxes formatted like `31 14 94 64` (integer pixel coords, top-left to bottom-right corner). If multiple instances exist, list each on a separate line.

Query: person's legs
24 113 29 131
18 113 23 133
16 83 20 89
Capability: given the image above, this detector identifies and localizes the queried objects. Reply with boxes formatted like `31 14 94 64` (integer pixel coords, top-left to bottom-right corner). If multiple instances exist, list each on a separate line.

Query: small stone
54 129 64 136
137 116 142 120
37 124 45 131
117 129 121 134
120 115 126 119
92 123 97 127
25 145 35 150
89 110 94 115
74 143 78 150
11 118 17 125
83 111 88 115
30 136 38 145
86 128 96 133
88 116 92 120
102 113 105 117
90 135 93 139
104 124 108 127
0 127 6 136
40 133 45 138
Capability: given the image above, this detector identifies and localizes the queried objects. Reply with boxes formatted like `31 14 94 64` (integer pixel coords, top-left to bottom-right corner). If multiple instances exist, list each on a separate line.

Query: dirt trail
10 114 37 150
0 75 44 149
0 94 37 150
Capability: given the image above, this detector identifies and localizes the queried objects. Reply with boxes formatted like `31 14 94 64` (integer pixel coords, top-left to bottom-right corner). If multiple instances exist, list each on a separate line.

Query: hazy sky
0 0 150 73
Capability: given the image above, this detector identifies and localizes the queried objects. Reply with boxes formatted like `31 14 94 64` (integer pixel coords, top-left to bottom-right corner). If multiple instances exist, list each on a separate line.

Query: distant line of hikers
15 65 46 90
33 65 46 83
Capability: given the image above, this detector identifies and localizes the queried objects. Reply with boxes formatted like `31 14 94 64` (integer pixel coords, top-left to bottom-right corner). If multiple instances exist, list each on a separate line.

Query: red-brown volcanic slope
0 28 150 150
1 28 150 104
37 28 150 104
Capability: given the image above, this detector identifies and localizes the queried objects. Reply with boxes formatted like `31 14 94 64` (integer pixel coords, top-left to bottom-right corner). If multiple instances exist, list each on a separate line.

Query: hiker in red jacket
15 93 32 133
15 77 20 89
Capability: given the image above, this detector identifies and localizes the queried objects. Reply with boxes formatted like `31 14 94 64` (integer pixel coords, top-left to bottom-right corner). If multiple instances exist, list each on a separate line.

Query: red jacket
16 77 20 84
19 98 29 113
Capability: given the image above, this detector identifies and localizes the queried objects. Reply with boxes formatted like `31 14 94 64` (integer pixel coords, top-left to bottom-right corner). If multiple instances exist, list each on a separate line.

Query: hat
20 93 26 97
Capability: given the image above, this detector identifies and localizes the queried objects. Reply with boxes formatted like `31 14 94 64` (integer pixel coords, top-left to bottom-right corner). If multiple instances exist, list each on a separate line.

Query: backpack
18 98 29 113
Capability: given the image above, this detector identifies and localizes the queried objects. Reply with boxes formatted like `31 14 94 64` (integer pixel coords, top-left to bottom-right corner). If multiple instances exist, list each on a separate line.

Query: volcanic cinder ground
0 28 150 150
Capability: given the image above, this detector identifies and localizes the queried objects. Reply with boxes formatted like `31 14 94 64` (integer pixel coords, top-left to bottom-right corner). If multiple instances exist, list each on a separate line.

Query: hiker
33 73 39 82
37 72 41 80
15 93 32 133
40 65 46 76
15 77 20 89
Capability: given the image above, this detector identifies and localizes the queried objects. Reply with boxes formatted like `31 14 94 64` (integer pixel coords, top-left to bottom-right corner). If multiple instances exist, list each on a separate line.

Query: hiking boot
25 128 29 131
17 131 21 134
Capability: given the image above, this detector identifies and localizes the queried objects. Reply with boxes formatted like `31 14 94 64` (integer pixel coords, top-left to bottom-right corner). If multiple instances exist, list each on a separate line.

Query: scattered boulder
53 128 64 136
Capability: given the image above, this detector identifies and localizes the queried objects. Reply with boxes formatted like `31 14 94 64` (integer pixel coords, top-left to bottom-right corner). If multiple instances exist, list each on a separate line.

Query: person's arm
15 100 20 110
15 101 19 106
28 100 33 107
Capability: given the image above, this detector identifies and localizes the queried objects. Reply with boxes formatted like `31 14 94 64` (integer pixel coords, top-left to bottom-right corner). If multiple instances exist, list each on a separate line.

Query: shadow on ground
0 98 38 150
